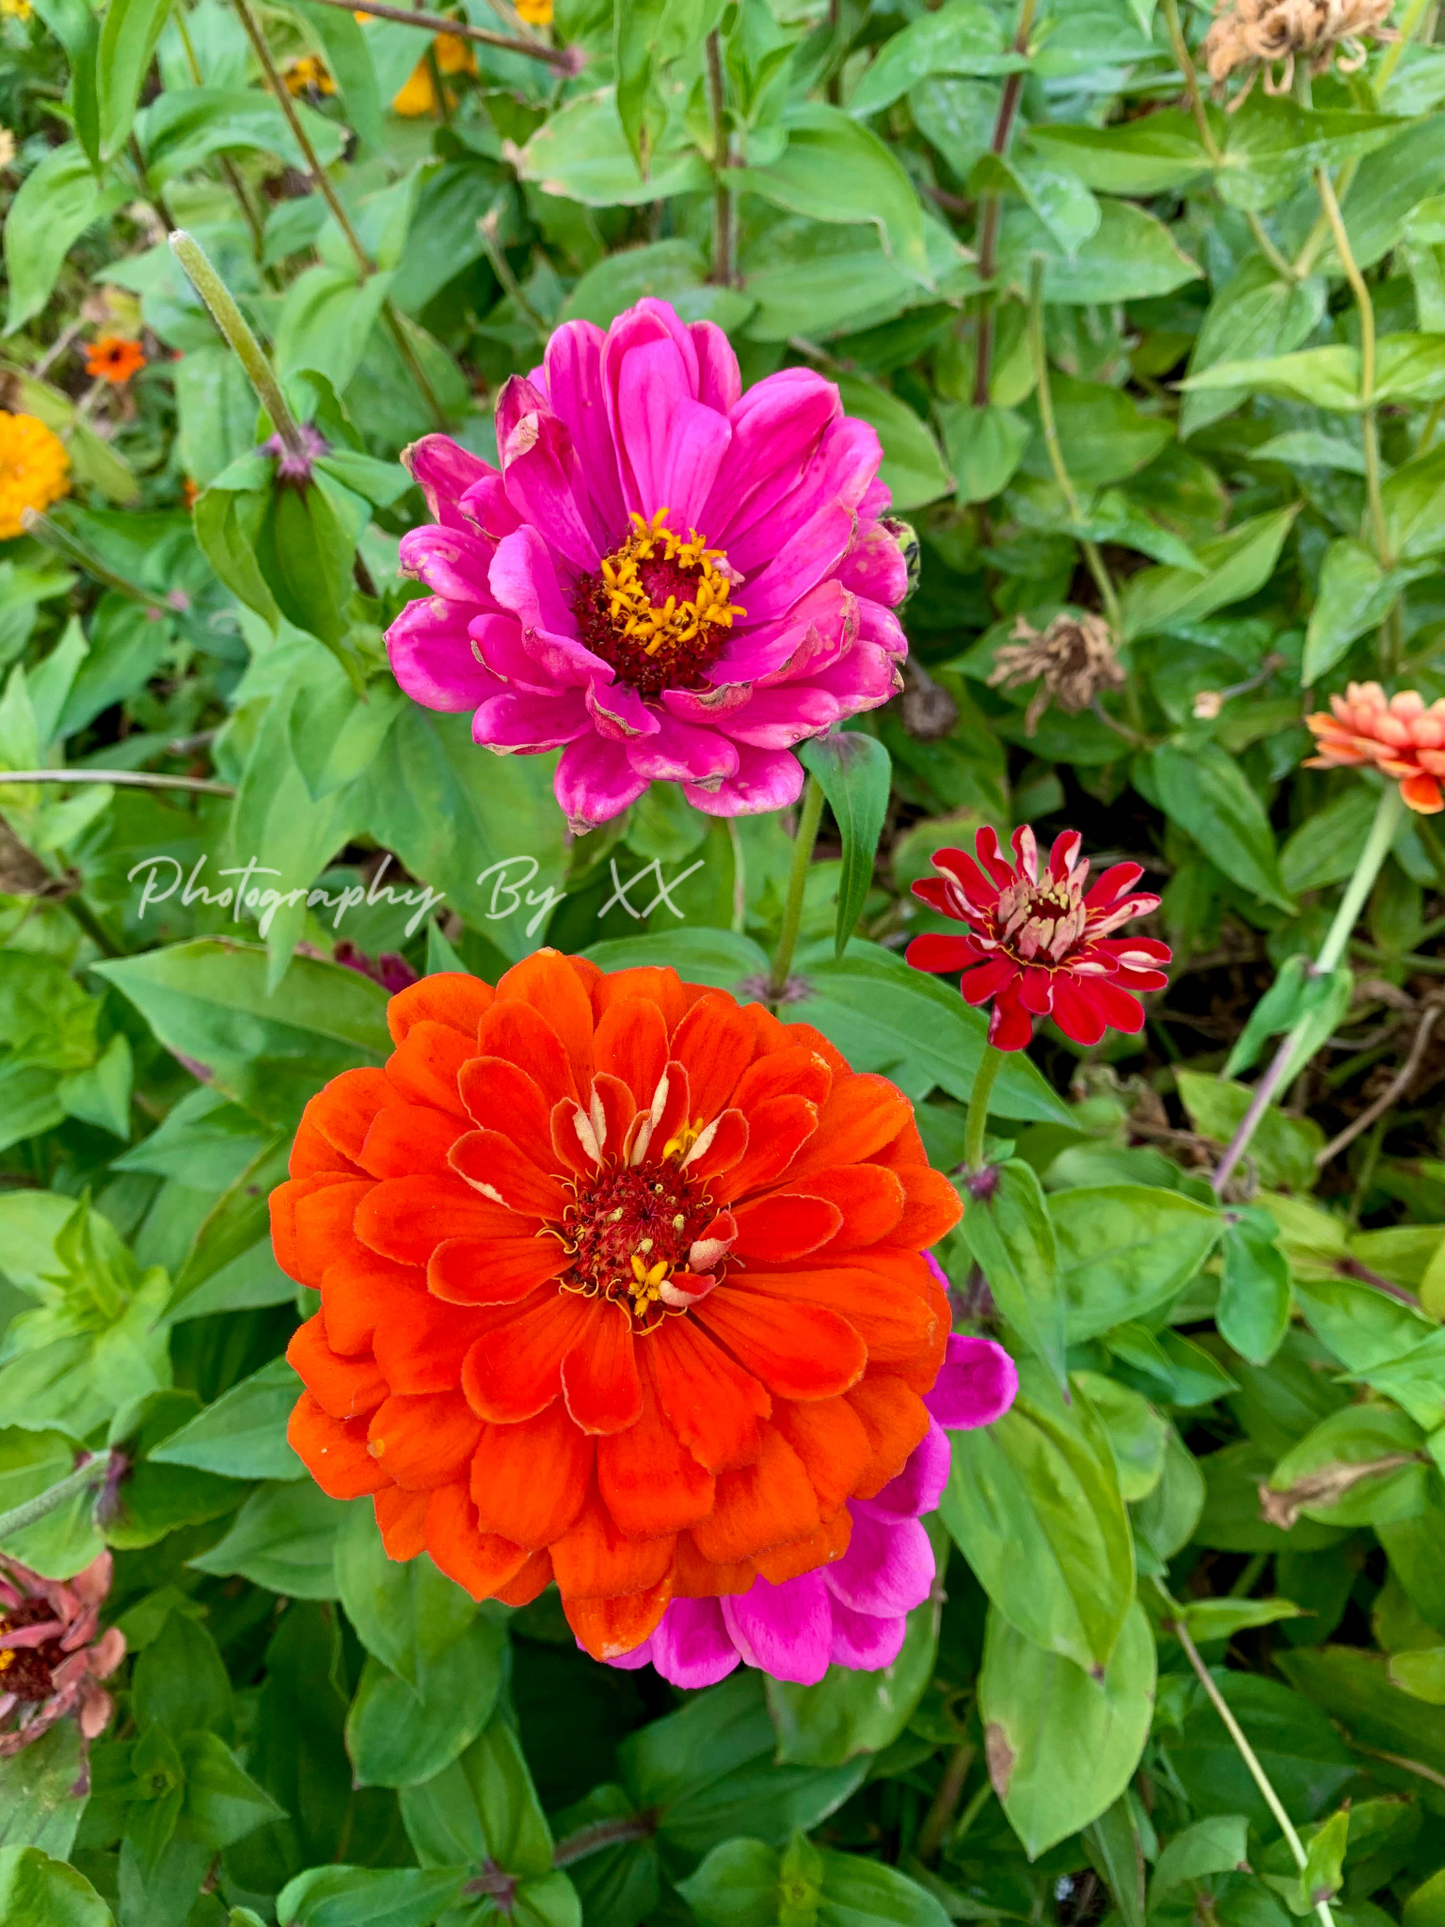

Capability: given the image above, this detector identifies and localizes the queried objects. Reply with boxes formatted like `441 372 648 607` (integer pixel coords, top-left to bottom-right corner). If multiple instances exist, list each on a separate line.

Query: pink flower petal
496 376 602 575
685 744 804 817
556 733 651 830
403 434 497 527
722 1570 835 1685
649 1596 741 1688
388 597 503 712
829 1601 908 1671
823 1511 934 1617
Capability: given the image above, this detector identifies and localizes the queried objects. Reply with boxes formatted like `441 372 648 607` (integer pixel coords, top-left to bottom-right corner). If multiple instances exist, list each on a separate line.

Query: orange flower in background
392 32 476 114
1306 682 1445 814
84 336 146 386
0 411 70 540
515 0 553 23
274 953 959 1660
283 52 335 96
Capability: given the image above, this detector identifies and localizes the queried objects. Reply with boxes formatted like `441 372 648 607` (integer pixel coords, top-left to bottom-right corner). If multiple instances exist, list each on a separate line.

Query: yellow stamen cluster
628 1248 671 1314
0 412 70 542
600 510 743 659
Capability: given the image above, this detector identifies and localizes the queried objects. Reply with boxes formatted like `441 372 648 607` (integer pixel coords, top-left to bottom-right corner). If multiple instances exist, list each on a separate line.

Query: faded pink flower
607 1327 1017 1688
0 1552 125 1767
387 299 909 831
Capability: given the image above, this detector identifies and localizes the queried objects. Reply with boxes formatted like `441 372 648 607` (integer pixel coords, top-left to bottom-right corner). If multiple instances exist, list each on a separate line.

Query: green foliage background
4 0 1445 1922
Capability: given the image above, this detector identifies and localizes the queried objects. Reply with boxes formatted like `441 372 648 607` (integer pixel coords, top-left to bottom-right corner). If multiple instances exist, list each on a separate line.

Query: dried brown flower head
0 1552 125 1770
988 611 1125 737
1203 0 1397 107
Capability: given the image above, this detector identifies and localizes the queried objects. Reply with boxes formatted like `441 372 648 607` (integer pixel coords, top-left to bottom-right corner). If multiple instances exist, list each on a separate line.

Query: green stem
970 0 1037 405
1212 783 1403 1194
1173 1616 1338 1927
0 769 236 796
1027 258 1123 638
62 893 124 958
232 0 449 429
965 1043 1005 1173
706 31 734 286
310 0 572 68
20 509 176 613
169 230 305 455
768 776 826 1001
478 211 549 342
0 1455 108 1542
1314 166 1389 564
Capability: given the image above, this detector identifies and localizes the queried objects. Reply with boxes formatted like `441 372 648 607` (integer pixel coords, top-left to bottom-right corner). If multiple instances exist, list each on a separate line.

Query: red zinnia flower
84 337 146 386
905 826 1171 1051
274 952 960 1660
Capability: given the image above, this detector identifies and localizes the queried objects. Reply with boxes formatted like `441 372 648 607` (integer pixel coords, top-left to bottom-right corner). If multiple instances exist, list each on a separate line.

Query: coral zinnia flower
1305 682 1445 814
274 952 960 1661
0 1552 125 1763
0 411 70 540
84 336 146 385
906 826 1171 1051
611 1325 1016 1686
387 298 909 830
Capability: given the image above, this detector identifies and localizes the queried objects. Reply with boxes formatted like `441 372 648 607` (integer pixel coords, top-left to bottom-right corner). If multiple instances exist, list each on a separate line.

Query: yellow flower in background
391 32 476 114
283 52 335 95
515 0 553 23
0 414 71 541
0 0 35 22
0 129 15 168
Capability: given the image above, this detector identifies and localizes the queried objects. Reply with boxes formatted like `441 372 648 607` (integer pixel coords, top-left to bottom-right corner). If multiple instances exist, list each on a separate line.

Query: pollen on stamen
572 508 744 699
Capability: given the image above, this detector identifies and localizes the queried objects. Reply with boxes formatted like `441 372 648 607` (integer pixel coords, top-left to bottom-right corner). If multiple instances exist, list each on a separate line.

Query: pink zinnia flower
0 1552 125 1768
606 1328 1017 1688
387 299 909 830
906 826 1171 1052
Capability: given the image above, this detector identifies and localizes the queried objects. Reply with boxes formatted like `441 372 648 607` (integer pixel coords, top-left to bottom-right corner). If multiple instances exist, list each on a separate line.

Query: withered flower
0 1552 125 1766
1203 0 1397 107
988 611 1125 737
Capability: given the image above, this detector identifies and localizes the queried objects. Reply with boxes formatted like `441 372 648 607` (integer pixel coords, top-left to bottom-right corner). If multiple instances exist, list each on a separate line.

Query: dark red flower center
571 509 743 699
991 872 1089 968
0 1601 63 1702
559 1156 716 1324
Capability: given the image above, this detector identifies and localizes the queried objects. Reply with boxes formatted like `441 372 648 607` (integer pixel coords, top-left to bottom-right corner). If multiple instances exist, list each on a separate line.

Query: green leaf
1174 1597 1307 1643
0 1847 115 1926
1147 1816 1251 1916
334 1500 477 1688
138 86 346 184
1267 1404 1429 1529
1150 741 1294 914
798 734 893 956
1222 954 1353 1080
1073 1373 1168 1503
516 89 709 207
847 1 1022 117
1218 1206 1293 1367
1299 1809 1349 1911
1051 1184 1221 1343
147 1357 303 1481
1084 1797 1147 1927
938 402 1030 504
997 199 1201 305
400 1712 558 1882
0 1722 88 1860
1180 257 1325 439
729 105 932 288
1027 111 1211 195
1279 1643 1445 1783
1390 1647 1445 1704
132 1609 233 1738
1176 1072 1323 1190
178 1733 284 1851
3 145 126 335
189 1480 346 1598
958 1159 1066 1391
346 1613 508 1789
680 1836 951 1927
96 0 174 160
677 1839 782 1927
1405 1870 1445 1927
277 1866 466 1927
1121 507 1297 642
93 940 391 1132
1167 1670 1355 1829
1020 372 1171 489
980 1600 1156 1860
833 378 950 510
1305 539 1420 683
1383 443 1445 564
940 1367 1135 1672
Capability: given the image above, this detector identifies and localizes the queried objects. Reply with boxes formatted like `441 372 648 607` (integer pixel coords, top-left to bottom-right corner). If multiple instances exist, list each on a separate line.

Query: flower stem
706 31 735 287
768 775 826 1002
1213 783 1403 1194
551 1812 658 1867
169 230 306 457
301 0 576 64
0 769 236 796
1172 1615 1337 1927
0 1453 109 1543
231 0 449 430
970 0 1036 405
1314 166 1391 569
965 1042 1005 1173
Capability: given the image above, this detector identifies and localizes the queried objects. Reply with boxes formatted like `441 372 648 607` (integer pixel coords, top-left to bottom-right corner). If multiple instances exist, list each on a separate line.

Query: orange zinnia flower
275 952 960 1661
1305 681 1445 814
85 337 146 385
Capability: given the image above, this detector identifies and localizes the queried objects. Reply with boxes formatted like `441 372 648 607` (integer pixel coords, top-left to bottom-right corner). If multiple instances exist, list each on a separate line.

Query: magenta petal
838 517 908 608
555 733 651 830
603 1635 656 1672
690 319 742 415
403 434 497 527
685 744 804 817
496 375 601 575
649 1597 741 1688
489 526 580 641
387 597 503 712
627 715 738 784
721 686 837 750
722 1570 834 1686
823 1512 934 1617
925 1334 1019 1431
829 1602 909 1672
398 524 500 607
586 676 659 742
742 502 857 624
473 687 590 752
862 1420 951 1523
703 369 840 544
542 319 626 545
617 338 732 530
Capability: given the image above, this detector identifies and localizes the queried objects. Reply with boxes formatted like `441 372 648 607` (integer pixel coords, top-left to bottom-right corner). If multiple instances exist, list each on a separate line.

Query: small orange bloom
515 0 553 23
392 32 476 113
284 52 335 95
274 953 960 1661
85 336 146 385
1305 681 1445 814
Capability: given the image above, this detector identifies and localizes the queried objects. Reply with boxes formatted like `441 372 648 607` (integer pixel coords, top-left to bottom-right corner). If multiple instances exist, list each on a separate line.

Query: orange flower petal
494 1548 553 1607
647 1317 770 1473
740 1262 936 1365
891 1164 964 1248
786 1073 912 1180
471 1402 593 1546
477 998 577 1103
289 1116 362 1178
670 992 756 1119
424 1484 529 1599
457 1057 557 1170
732 1043 833 1113
564 1575 672 1661
287 1314 386 1419
597 1375 714 1538
357 1102 460 1178
372 1288 487 1394
449 1129 570 1217
271 1175 369 1286
355 1174 525 1264
387 972 493 1045
288 1392 388 1498
497 950 596 1094
302 1068 395 1166
561 1304 643 1434
551 1481 675 1599
386 1020 476 1118
672 1535 755 1598
695 1287 866 1400
729 1191 842 1262
752 1506 851 1584
594 994 669 1104
368 1390 481 1490
689 1424 820 1564
321 1250 425 1355
847 1372 932 1497
461 1288 596 1423
374 1484 429 1559
428 1234 567 1306
771 1394 874 1513
711 1096 818 1202
777 1163 903 1250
